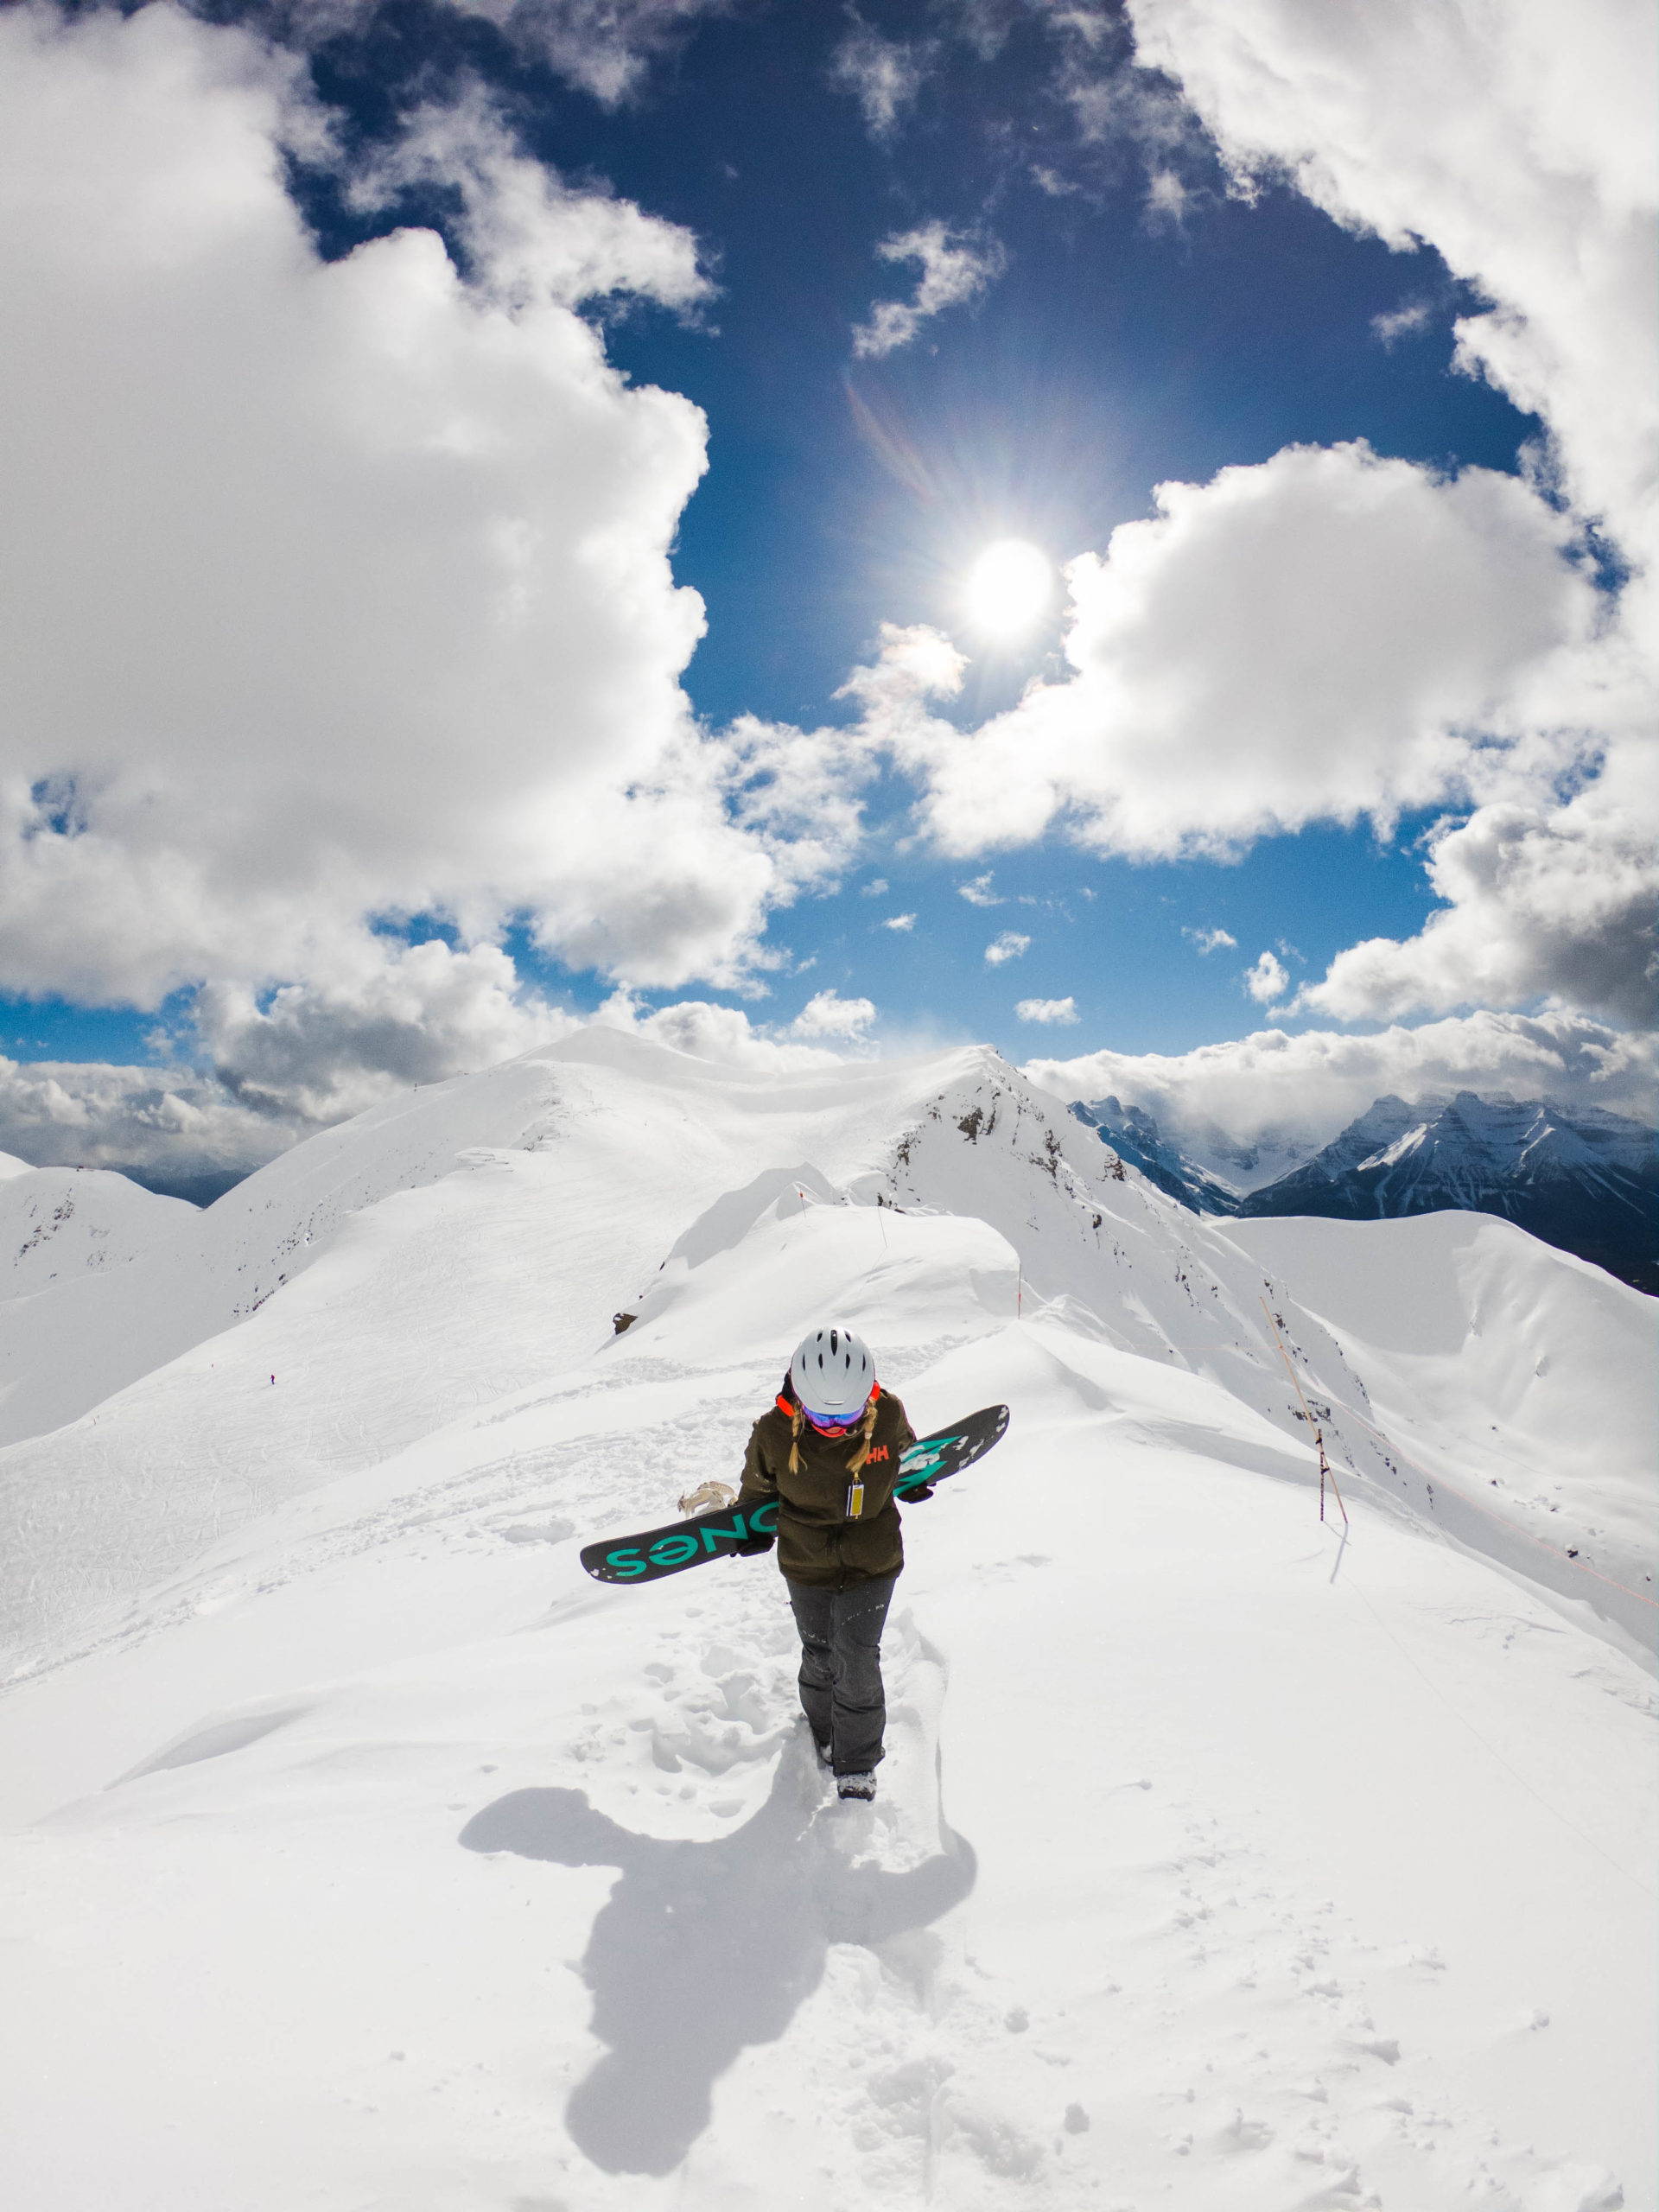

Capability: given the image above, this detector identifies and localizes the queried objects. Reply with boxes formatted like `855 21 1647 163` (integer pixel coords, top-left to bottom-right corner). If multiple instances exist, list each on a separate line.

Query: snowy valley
0 1028 1653 2212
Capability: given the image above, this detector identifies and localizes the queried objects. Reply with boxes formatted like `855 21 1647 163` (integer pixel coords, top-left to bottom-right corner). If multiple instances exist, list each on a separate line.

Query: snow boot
836 1770 877 1802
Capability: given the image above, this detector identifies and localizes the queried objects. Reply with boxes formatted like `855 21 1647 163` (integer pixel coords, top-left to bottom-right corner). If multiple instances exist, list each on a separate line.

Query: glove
732 1528 776 1555
901 1483 937 1504
678 1478 737 1516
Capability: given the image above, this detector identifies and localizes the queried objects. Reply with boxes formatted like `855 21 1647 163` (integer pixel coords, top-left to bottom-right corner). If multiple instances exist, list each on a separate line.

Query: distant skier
735 1325 923 1803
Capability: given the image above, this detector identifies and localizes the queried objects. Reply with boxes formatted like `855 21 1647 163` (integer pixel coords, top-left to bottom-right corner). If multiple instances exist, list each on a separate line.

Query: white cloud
0 1054 302 1186
839 620 969 720
594 995 848 1070
957 873 1002 906
861 878 889 897
856 442 1593 860
365 0 726 106
1015 996 1078 1025
1118 0 1657 1030
817 4 1656 1039
194 938 575 1123
0 933 583 1176
948 0 1022 64
830 15 935 139
1297 746 1658 1027
1143 168 1189 225
832 435 1649 1026
0 982 859 1184
1128 0 1656 558
1024 1009 1657 1154
984 932 1031 966
1243 950 1287 1004
719 712 875 908
790 988 877 1040
881 913 917 932
851 221 1007 360
347 83 712 314
1185 925 1236 953
1372 299 1433 348
1034 3 1208 197
0 5 822 1030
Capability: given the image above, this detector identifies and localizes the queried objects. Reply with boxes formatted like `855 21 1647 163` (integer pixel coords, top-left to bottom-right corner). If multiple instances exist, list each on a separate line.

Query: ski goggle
803 1402 866 1436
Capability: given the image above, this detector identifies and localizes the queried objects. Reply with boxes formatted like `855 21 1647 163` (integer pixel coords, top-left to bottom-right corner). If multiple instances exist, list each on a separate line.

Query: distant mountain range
1070 1090 1658 1294
1068 1096 1244 1214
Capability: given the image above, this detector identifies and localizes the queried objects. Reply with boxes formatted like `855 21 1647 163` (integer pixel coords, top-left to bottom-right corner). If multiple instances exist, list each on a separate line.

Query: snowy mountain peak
0 1161 197 1300
1241 1090 1657 1290
0 1025 1654 2207
1067 1094 1249 1211
1063 1084 1655 1293
5 1027 1651 1667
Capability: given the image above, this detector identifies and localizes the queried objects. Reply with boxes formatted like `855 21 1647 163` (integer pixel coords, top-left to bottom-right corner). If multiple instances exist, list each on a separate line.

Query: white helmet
791 1325 875 1420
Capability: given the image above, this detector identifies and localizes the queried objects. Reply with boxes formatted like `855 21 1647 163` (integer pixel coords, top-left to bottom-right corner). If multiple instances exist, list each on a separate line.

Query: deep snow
0 1152 196 1302
0 1030 1652 2210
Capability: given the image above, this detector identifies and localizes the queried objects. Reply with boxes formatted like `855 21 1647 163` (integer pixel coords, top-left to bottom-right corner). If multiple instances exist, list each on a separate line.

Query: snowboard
579 1403 1009 1586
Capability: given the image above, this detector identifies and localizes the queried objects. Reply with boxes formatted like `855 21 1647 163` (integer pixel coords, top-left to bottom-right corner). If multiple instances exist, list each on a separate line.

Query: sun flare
963 539 1053 639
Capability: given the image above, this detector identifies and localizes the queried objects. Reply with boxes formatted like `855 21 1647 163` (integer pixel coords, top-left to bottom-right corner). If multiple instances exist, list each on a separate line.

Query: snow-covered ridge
1263 1090 1654 1199
1241 1090 1659 1294
3 1031 1652 1666
0 1159 196 1300
1067 1093 1253 1211
0 1027 1653 2208
1068 1086 1658 1292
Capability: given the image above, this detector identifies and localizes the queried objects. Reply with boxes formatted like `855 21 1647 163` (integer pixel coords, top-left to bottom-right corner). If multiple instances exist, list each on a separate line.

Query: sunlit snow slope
0 1030 1652 2212
0 1154 196 1301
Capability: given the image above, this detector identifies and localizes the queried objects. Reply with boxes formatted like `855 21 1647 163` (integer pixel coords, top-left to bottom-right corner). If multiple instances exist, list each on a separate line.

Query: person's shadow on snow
459 1732 976 2176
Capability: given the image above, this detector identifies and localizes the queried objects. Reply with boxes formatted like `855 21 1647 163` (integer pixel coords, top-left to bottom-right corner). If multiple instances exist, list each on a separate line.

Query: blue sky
0 1 1649 1174
314 0 1529 1063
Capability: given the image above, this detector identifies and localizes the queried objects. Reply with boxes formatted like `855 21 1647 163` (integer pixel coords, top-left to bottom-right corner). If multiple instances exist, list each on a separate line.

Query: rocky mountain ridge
1071 1089 1656 1292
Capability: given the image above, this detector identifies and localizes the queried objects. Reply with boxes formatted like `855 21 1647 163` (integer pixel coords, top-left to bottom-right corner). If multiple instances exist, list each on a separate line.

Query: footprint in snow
460 1728 976 2177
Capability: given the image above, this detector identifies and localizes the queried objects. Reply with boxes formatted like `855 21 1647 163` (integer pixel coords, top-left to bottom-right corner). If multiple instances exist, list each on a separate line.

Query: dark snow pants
786 1573 897 1777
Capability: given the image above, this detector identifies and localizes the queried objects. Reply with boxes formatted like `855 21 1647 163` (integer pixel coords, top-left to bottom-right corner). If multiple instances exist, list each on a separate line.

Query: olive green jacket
736 1389 918 1589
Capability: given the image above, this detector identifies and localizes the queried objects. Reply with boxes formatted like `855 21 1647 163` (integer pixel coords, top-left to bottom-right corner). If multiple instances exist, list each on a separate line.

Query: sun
963 539 1053 640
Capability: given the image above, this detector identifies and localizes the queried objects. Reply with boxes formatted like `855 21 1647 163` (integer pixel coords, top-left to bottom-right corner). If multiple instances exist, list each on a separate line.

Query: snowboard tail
580 1403 1009 1586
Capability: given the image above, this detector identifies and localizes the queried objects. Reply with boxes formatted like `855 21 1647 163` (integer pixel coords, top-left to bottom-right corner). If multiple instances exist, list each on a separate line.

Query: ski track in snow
0 1031 1651 2210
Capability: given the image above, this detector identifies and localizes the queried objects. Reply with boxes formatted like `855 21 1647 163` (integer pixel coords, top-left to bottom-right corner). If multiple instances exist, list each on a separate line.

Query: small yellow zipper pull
846 1481 864 1519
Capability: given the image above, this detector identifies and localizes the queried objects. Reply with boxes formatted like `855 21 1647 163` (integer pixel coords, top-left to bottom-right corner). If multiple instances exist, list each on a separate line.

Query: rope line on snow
1261 1300 1655 1611
1261 1300 1347 1529
1335 1396 1656 1614
1177 1308 1659 1615
1154 1318 1653 1889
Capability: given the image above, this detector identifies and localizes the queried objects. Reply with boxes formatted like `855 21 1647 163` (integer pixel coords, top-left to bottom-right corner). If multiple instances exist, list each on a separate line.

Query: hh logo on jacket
866 1445 889 1462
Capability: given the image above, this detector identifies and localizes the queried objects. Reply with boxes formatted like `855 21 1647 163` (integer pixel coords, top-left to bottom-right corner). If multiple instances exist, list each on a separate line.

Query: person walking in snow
735 1325 921 1803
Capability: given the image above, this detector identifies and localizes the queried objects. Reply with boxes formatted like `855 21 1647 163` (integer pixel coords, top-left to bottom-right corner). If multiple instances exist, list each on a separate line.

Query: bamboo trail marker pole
1251 1306 1651 1611
1261 1297 1349 1530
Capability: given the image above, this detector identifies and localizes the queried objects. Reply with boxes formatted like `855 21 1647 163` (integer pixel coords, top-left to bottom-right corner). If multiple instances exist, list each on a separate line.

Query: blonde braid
788 1404 804 1476
844 1395 880 1478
